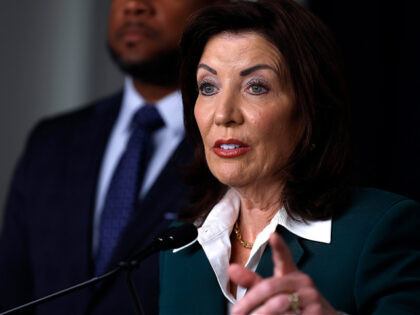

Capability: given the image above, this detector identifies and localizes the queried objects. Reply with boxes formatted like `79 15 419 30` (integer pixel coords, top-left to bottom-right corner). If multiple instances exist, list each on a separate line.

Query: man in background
0 1 224 314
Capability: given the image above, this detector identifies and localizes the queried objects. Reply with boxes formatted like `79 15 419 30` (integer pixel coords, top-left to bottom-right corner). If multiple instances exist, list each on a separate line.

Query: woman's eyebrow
240 64 278 76
197 63 217 75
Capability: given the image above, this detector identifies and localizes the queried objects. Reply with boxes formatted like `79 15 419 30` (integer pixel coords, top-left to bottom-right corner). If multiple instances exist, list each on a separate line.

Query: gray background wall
0 0 123 227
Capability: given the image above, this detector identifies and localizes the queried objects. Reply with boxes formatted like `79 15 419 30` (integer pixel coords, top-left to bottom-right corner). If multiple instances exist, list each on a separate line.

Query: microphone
0 223 198 315
155 222 198 250
118 223 197 270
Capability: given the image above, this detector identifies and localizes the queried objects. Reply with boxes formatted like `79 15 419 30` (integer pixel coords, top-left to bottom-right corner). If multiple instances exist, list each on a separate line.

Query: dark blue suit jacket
0 92 193 315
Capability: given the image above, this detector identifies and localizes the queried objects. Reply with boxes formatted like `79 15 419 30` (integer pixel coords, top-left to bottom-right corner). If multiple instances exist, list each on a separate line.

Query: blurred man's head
108 0 219 86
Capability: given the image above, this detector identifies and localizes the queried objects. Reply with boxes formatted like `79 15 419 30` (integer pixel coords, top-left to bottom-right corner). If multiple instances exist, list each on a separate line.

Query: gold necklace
233 220 254 249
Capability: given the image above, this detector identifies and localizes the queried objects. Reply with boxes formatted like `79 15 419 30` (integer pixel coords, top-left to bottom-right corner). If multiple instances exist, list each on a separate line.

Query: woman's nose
214 93 243 127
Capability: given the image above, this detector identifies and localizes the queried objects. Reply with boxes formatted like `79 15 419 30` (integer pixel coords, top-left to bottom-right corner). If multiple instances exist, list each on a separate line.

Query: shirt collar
174 188 331 252
121 76 184 135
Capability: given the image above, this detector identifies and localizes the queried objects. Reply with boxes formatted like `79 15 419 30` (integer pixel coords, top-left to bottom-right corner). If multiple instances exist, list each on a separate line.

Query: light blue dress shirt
92 77 185 255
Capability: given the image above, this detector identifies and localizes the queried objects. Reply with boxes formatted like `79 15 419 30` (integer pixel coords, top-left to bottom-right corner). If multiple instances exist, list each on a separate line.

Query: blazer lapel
256 225 305 277
276 225 305 266
160 242 226 315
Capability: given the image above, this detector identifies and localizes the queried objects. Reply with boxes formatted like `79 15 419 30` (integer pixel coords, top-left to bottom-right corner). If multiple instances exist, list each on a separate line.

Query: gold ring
289 292 301 315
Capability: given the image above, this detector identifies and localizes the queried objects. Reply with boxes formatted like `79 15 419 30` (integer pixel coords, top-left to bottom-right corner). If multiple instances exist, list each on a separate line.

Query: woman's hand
228 233 339 315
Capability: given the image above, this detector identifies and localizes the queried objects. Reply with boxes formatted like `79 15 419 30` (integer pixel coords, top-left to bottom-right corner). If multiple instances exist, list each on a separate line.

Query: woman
159 0 420 314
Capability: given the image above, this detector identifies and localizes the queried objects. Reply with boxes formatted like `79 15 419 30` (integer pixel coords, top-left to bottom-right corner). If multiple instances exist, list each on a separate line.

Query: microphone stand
0 244 159 315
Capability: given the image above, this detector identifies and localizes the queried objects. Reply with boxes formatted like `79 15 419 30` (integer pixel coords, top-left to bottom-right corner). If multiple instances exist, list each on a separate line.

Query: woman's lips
212 139 251 158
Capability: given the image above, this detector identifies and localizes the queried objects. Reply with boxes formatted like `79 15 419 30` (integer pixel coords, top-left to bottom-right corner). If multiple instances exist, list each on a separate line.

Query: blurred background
0 0 418 228
0 0 122 228
308 0 420 204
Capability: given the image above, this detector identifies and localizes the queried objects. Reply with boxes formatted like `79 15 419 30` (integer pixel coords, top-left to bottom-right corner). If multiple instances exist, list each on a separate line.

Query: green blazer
159 188 420 315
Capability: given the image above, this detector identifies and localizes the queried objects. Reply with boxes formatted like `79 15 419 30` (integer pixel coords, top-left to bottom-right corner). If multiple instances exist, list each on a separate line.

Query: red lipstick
212 139 251 158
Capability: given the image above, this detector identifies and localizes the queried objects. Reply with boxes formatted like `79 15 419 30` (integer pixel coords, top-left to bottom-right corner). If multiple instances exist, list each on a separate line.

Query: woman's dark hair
179 0 351 223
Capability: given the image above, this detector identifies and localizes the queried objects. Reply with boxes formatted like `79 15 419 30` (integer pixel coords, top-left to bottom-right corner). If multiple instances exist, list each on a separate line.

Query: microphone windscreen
155 223 198 250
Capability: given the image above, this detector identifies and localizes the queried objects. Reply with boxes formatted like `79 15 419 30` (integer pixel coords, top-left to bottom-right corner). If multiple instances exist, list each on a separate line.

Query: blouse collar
175 188 331 253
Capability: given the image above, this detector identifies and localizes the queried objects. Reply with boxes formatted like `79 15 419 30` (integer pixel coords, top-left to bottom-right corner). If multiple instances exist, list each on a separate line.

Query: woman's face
194 32 299 190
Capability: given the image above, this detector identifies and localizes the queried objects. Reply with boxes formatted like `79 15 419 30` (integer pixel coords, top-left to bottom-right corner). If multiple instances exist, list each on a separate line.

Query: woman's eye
247 82 268 95
198 82 217 96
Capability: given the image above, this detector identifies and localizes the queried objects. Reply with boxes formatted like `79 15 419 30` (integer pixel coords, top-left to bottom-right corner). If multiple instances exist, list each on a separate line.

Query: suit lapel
38 93 123 313
60 93 122 278
256 225 305 277
107 137 194 267
89 123 193 312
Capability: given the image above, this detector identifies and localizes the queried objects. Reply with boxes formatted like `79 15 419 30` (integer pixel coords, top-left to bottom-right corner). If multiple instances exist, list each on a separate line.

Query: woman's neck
233 182 283 241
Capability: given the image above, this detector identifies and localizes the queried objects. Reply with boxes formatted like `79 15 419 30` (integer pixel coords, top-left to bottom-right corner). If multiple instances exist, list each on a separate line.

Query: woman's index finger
269 232 297 277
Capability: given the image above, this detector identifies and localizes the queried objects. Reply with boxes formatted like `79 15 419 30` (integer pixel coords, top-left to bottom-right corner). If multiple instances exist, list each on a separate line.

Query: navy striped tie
95 104 164 276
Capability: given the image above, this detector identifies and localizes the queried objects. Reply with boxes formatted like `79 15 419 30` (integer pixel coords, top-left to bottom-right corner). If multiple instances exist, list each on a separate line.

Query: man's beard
108 44 180 87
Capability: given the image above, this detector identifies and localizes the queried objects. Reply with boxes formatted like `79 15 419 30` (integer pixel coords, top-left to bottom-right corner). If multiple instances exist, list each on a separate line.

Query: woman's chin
214 173 251 189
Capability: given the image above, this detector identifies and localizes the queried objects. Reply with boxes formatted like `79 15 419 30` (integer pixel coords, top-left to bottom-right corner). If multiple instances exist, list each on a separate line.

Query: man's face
108 0 211 84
